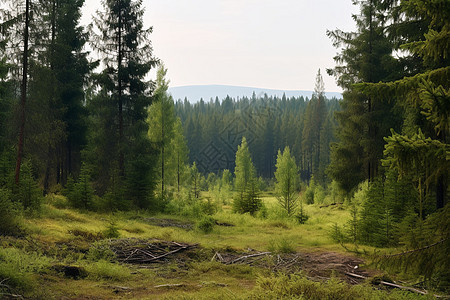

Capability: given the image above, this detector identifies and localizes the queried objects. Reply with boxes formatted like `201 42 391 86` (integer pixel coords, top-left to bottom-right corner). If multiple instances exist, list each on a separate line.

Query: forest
0 0 448 299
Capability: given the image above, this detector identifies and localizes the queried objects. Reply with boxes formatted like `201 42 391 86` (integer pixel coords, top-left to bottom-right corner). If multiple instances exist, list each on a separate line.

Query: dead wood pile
108 238 198 264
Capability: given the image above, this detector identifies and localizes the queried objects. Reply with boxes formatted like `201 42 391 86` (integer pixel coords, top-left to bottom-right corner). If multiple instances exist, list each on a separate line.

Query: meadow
0 193 435 299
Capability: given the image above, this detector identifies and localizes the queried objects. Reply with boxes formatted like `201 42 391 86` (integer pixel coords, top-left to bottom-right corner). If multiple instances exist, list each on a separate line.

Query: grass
0 193 434 299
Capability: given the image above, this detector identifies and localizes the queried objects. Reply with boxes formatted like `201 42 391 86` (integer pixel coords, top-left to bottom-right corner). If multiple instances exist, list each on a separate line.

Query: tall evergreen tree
168 118 189 192
147 64 176 198
302 69 328 184
88 0 157 208
233 137 261 215
327 0 400 193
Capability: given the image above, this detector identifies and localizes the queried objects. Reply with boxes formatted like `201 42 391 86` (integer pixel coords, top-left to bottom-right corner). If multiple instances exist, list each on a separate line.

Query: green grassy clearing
0 194 434 299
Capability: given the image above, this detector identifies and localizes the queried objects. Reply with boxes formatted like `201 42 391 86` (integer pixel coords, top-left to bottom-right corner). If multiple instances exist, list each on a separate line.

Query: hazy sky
81 1 358 93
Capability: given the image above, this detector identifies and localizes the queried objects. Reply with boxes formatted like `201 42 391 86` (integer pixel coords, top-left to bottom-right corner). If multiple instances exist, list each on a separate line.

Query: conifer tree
274 146 299 216
302 69 327 184
233 137 261 215
327 0 400 192
88 0 157 208
147 64 176 198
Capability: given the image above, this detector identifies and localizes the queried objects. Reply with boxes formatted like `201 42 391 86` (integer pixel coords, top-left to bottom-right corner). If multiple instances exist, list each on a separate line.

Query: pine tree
274 146 299 216
88 0 157 208
327 0 401 192
147 64 176 199
233 137 261 215
302 69 327 184
168 118 189 193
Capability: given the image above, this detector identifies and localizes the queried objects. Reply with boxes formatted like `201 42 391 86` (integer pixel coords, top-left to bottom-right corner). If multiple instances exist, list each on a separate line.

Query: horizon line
168 84 343 94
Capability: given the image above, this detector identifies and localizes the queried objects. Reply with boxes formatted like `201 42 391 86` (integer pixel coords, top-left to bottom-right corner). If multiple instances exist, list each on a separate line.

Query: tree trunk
118 9 124 177
15 0 30 185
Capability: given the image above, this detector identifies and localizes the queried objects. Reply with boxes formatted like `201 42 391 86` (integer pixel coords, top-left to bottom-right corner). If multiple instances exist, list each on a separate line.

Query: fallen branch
154 283 185 288
382 238 448 258
211 252 224 262
0 292 24 299
227 252 271 265
140 245 189 262
345 272 433 296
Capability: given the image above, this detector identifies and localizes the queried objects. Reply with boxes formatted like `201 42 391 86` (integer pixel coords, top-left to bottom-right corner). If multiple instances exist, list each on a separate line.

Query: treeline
324 0 449 289
0 0 161 217
174 70 340 185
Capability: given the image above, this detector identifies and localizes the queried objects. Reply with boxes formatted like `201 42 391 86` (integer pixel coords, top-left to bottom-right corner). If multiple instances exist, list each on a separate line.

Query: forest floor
0 194 437 299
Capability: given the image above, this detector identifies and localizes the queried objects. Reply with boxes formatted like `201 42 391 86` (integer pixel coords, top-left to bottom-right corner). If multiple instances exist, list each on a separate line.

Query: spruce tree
233 137 261 215
89 0 157 208
147 64 176 199
274 146 299 216
327 0 401 192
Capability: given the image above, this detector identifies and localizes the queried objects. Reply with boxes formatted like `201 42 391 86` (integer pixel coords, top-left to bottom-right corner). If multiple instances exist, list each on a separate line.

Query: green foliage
66 164 94 210
14 160 42 214
295 199 309 224
250 272 426 300
302 69 329 184
188 162 203 199
103 219 120 239
0 149 14 188
383 129 448 217
303 176 318 204
233 137 262 216
0 247 51 293
268 238 296 254
85 259 131 281
86 0 157 209
196 216 215 234
86 240 116 262
147 64 176 199
274 146 299 216
376 204 450 292
0 188 24 236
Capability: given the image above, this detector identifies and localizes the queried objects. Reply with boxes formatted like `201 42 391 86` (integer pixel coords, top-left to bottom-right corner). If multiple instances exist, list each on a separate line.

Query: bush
232 189 262 216
0 248 51 293
103 220 120 238
85 260 131 281
196 216 215 234
0 188 24 236
66 164 94 210
268 238 296 254
86 240 116 262
250 273 422 300
295 199 309 224
14 160 42 214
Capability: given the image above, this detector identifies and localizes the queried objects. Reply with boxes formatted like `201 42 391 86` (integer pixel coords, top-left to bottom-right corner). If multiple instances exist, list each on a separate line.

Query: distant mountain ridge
168 85 342 103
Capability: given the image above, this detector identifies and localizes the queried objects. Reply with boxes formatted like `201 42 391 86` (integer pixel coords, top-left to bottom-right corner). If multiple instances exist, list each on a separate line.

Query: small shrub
0 248 52 293
14 160 42 213
86 240 116 262
103 220 120 238
304 187 315 204
330 223 347 244
232 190 262 216
197 216 215 234
0 188 24 236
46 194 70 209
256 203 268 219
85 260 131 281
295 201 309 224
295 211 309 224
268 238 296 254
200 198 218 215
66 164 94 210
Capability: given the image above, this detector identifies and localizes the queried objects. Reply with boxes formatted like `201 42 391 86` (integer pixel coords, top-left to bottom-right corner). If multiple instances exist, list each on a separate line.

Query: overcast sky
81 1 358 93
